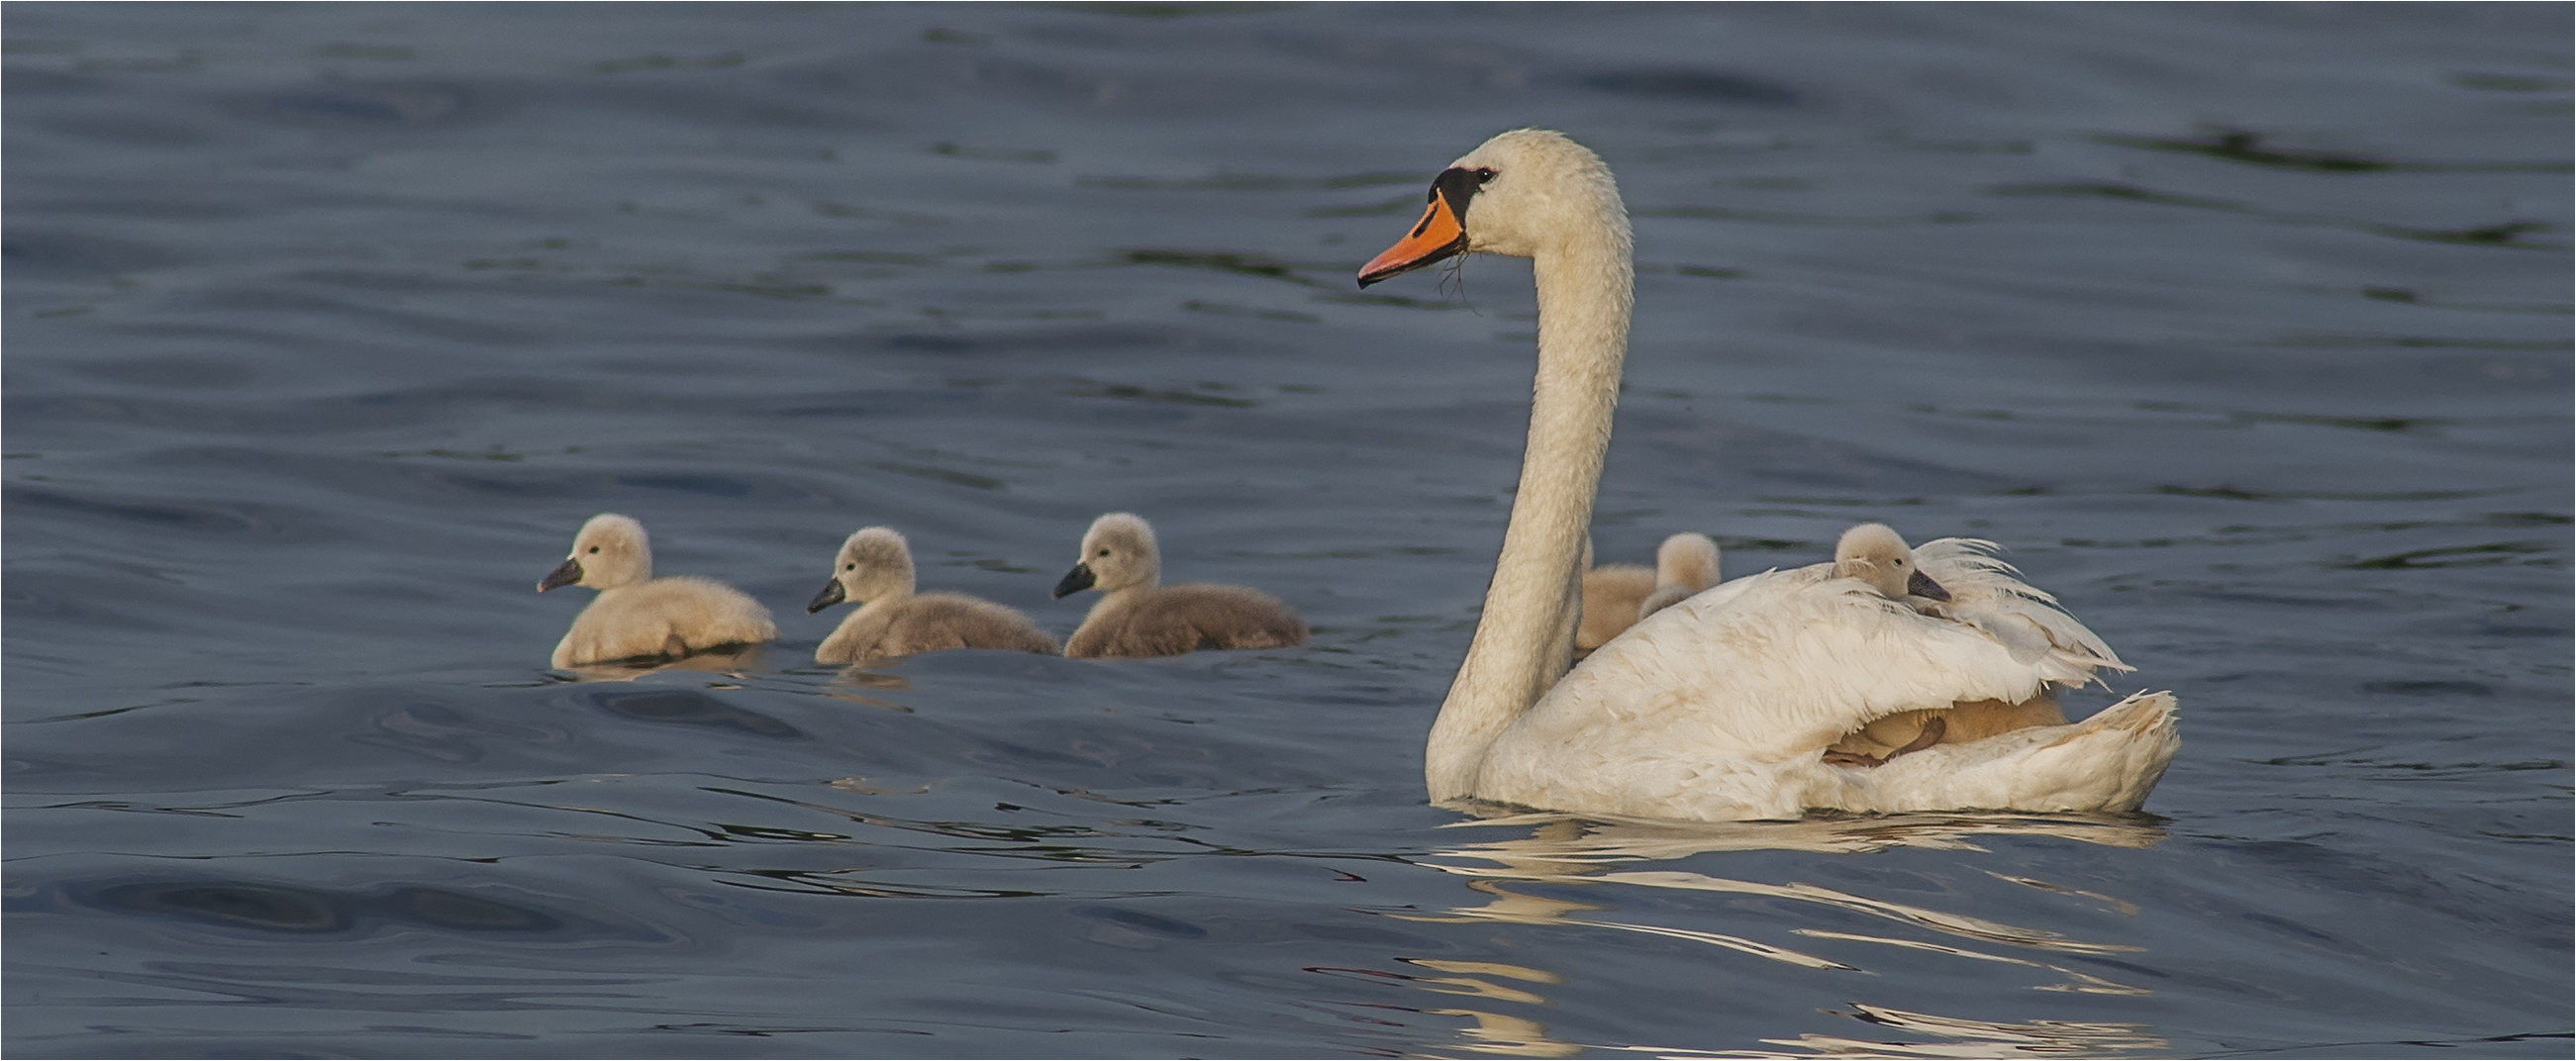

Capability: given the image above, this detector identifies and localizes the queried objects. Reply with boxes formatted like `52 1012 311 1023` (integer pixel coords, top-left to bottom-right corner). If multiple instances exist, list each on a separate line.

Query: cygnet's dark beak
1907 568 1951 602
538 557 583 593
806 577 847 614
1051 561 1097 600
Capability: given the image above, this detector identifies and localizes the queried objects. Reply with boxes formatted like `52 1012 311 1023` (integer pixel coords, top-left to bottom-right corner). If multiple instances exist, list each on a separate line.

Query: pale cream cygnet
1581 531 1724 649
807 527 1058 663
538 514 777 668
1050 513 1308 659
1635 531 1723 620
1830 523 1950 606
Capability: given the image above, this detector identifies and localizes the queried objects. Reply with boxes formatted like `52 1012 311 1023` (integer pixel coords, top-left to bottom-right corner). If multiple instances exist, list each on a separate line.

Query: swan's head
808 527 915 614
540 513 651 593
1833 523 1948 603
1053 512 1161 599
1358 128 1628 286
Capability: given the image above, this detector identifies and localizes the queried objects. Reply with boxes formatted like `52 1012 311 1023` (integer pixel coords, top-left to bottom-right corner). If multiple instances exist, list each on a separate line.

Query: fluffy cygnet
1575 563 1653 651
1579 532 1723 649
538 514 777 668
1831 523 1949 606
1051 513 1308 659
1635 532 1723 621
1819 523 2061 767
807 527 1059 663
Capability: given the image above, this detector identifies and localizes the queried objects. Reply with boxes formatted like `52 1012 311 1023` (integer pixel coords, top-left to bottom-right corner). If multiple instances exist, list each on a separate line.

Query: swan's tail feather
1854 691 2179 816
2044 691 2179 813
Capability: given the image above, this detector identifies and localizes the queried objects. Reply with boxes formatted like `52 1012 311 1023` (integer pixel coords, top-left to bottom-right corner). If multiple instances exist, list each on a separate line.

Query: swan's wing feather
1502 565 2058 770
1915 538 2128 678
1971 611 2055 664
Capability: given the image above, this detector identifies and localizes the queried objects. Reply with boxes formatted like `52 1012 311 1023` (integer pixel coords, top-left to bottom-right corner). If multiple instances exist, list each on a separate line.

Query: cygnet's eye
1096 548 1111 557
1473 166 1497 184
587 545 600 554
843 563 855 571
1893 557 1908 567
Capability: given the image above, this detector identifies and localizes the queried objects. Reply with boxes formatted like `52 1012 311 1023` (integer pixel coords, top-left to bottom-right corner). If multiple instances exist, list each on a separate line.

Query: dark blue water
7 3 2569 1057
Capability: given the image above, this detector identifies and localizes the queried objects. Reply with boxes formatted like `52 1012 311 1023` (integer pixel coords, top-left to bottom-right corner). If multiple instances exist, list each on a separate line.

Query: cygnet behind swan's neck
1425 156 1634 803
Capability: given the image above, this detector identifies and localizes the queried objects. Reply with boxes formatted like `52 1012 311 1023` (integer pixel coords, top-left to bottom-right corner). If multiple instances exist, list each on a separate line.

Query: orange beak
1357 193 1468 287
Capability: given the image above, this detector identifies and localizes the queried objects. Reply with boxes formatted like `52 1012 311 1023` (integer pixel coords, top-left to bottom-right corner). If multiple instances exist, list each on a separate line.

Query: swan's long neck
1426 224 1633 802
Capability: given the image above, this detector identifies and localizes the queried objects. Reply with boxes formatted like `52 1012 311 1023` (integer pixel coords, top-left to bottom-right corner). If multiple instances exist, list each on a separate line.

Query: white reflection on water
1738 1004 2171 1059
1372 813 2170 1058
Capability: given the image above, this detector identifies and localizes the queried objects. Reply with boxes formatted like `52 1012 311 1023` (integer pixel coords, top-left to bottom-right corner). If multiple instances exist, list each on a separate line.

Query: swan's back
1473 548 2170 820
819 592 1059 663
555 576 778 668
1476 565 2067 816
1064 583 1308 659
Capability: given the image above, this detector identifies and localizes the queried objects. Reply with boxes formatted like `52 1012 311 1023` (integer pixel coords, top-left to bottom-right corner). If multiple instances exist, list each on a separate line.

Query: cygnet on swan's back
1050 513 1307 659
1579 532 1722 649
538 513 777 668
1635 532 1723 621
1830 522 1950 607
1576 567 1654 651
1819 523 2108 766
807 527 1059 663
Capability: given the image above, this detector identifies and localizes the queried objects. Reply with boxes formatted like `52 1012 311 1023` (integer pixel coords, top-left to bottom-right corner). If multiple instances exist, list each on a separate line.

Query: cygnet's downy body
539 514 777 668
1575 548 1653 652
808 527 1059 663
1580 531 1724 649
1051 513 1308 659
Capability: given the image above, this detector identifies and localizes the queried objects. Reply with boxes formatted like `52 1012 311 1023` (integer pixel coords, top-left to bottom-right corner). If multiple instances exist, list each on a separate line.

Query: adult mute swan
538 514 777 668
1051 513 1309 659
1356 129 2178 821
807 527 1059 663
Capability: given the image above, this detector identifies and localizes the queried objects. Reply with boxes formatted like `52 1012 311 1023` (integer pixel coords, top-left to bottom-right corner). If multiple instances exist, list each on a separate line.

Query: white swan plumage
1357 129 2178 822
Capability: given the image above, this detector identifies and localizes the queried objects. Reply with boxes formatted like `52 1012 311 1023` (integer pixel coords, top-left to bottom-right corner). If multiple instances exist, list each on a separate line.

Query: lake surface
6 3 2570 1057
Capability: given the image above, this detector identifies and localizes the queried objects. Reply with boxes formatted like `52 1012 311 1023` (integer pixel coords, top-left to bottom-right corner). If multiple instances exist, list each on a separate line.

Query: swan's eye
587 546 600 554
1096 548 1111 557
843 563 855 571
1894 557 1907 567
1473 167 1497 184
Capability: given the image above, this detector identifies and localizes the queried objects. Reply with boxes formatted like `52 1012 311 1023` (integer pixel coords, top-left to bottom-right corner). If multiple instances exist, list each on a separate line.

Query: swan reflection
1743 1003 2170 1058
1367 812 2168 1058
